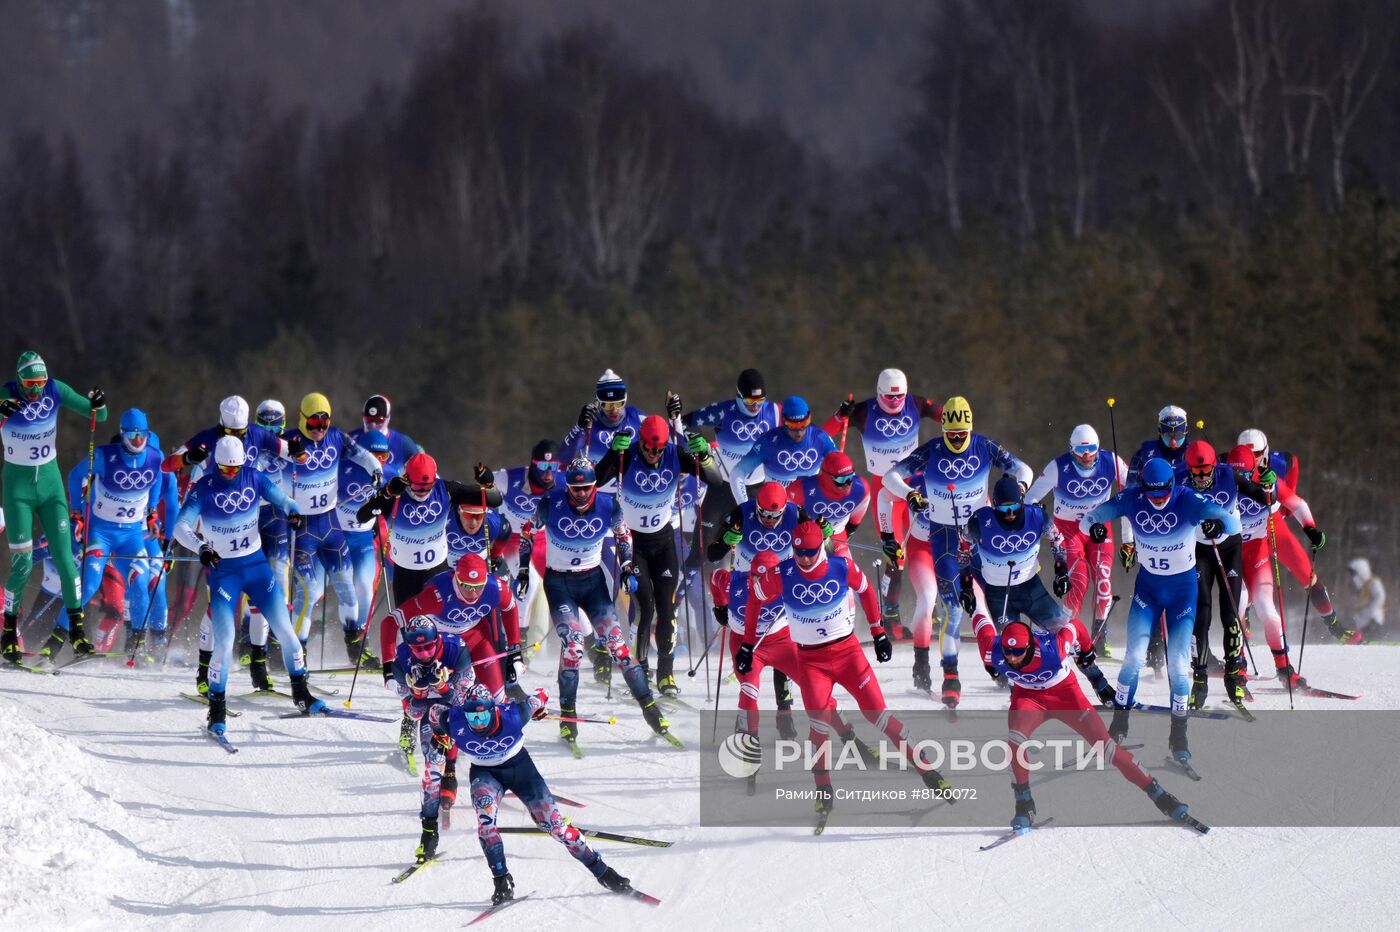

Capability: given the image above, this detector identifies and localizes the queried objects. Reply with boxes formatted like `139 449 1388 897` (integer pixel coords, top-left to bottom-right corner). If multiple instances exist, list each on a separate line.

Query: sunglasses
1003 642 1030 657
258 419 285 433
408 640 438 658
756 505 785 522
783 419 810 430
945 430 970 442
372 450 391 464
409 483 435 496
794 546 823 559
598 401 625 416
19 378 46 390
996 502 1021 515
217 464 241 478
1073 443 1098 456
533 460 558 473
122 429 148 443
363 416 388 427
641 444 666 458
740 393 766 407
831 472 855 487
222 425 247 438
305 414 331 431
465 709 493 729
879 392 905 405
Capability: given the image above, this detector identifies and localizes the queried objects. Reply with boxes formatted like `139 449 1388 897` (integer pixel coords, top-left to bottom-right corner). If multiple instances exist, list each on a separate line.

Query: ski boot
1108 704 1131 744
1092 621 1112 659
559 705 579 743
597 865 632 894
641 699 672 737
289 673 326 714
38 628 68 664
238 637 252 667
415 817 439 865
912 646 932 694
1011 782 1036 830
207 691 228 738
658 674 679 698
1274 650 1307 689
197 649 213 695
775 670 798 741
813 777 835 832
775 707 798 742
1146 778 1188 821
921 765 953 796
1223 657 1249 704
491 872 515 905
940 660 961 710
248 644 273 691
150 631 170 666
1 612 19 661
344 628 374 667
591 641 612 685
1188 663 1209 710
1168 715 1191 768
440 761 458 810
67 608 94 656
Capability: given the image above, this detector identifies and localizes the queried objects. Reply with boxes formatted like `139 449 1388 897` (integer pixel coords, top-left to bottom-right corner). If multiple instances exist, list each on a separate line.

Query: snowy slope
2 640 1398 931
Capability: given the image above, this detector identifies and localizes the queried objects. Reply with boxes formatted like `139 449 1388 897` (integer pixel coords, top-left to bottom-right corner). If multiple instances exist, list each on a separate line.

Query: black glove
503 644 524 684
1096 682 1117 705
958 572 976 614
577 404 595 430
712 604 729 629
1201 518 1224 538
0 397 23 418
735 642 755 674
906 490 929 513
880 532 904 563
487 555 508 576
1053 559 1070 598
1119 543 1137 571
474 462 493 486
381 659 394 684
86 386 106 409
198 543 220 569
514 570 530 598
665 392 682 420
1305 525 1326 550
385 475 408 497
287 512 306 531
287 433 305 458
185 444 209 466
872 628 892 663
1088 522 1108 543
837 397 855 419
984 662 999 680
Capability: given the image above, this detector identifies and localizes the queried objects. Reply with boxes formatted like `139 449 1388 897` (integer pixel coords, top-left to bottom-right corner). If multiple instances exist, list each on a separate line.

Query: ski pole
1195 418 1213 447
839 393 854 452
1209 540 1257 694
107 553 203 562
712 626 727 743
471 642 543 666
1106 398 1122 493
80 406 99 559
1264 486 1294 709
1297 565 1314 680
546 712 617 725
342 561 386 709
687 623 724 676
1090 594 1121 646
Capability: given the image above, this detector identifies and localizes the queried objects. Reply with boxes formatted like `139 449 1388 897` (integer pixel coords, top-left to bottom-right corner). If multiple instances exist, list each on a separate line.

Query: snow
2 640 1398 930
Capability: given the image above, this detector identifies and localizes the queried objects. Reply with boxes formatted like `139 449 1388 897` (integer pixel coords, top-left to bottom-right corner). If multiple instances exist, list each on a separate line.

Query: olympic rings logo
873 414 914 438
463 734 517 755
1015 665 1058 684
1239 497 1264 516
775 448 819 472
1135 511 1179 534
632 469 674 493
303 446 339 471
345 481 374 503
447 529 474 553
811 498 855 521
212 488 257 514
791 580 841 605
729 419 767 442
1065 477 1110 498
1209 490 1230 506
556 516 604 538
509 493 536 514
111 469 155 490
18 395 54 420
989 532 1037 551
937 454 982 480
444 603 490 626
746 530 791 551
402 501 444 525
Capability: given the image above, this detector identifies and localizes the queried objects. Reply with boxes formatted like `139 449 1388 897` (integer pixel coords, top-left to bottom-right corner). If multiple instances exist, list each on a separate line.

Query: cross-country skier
561 369 649 473
881 396 1032 707
172 436 324 738
1082 457 1239 770
785 451 870 560
516 458 675 749
335 429 392 665
1127 404 1190 486
65 408 176 662
434 690 636 904
1025 424 1133 656
746 520 951 824
962 475 1116 704
355 394 424 468
1346 557 1386 642
391 614 479 863
445 497 512 571
595 412 722 695
727 395 836 504
679 367 781 482
822 369 940 638
977 619 1199 831
1 351 107 662
494 439 560 657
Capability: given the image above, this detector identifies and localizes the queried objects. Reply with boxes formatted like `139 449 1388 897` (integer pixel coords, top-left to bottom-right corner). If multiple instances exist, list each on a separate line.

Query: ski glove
958 571 977 613
198 543 220 569
665 392 683 420
1258 466 1278 489
712 604 729 630
513 570 530 599
286 433 305 459
0 397 22 418
504 644 524 684
69 510 84 543
381 659 395 685
836 397 855 419
686 432 709 456
871 627 892 663
879 533 904 564
577 404 595 430
1088 522 1108 544
532 687 550 720
619 562 640 594
385 475 408 497
1053 559 1070 597
610 432 632 453
1200 518 1224 538
1305 526 1326 550
473 462 494 487
1119 543 1137 571
906 490 929 513
735 642 755 674
86 386 106 410
722 527 743 547
816 516 834 540
185 444 209 466
287 513 306 531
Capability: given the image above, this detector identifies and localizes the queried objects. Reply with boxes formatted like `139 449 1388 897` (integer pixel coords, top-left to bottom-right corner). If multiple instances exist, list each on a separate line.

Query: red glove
709 568 732 606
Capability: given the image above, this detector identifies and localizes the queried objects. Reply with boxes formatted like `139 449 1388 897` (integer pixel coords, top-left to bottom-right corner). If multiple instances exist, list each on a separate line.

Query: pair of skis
468 889 659 924
977 810 1209 850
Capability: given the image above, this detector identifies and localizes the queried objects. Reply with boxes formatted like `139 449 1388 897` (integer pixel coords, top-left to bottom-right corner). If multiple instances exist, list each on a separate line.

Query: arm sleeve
498 585 521 644
677 448 724 487
729 443 764 503
882 444 929 501
1115 456 1134 543
345 435 381 475
846 560 880 628
682 400 726 430
916 396 942 422
847 485 872 530
1024 461 1057 505
172 492 203 552
1276 478 1316 529
256 473 295 513
1081 494 1128 535
55 379 107 422
446 481 503 509
67 460 90 508
593 449 621 486
160 470 179 530
611 508 633 566
1235 471 1271 505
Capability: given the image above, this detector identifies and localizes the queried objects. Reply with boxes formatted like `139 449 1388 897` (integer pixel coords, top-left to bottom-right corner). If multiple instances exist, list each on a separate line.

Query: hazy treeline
1 0 1396 616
